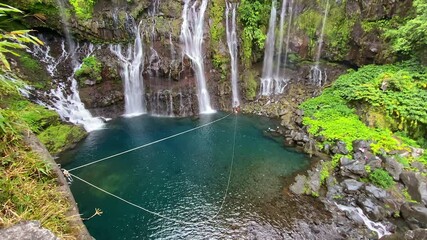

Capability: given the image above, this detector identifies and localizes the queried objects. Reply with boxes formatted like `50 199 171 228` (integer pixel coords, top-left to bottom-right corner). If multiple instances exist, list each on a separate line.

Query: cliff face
6 0 415 118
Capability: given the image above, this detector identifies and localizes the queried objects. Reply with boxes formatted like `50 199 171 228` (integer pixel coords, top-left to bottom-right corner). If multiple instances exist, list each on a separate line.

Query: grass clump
69 0 96 20
368 169 395 189
0 95 76 238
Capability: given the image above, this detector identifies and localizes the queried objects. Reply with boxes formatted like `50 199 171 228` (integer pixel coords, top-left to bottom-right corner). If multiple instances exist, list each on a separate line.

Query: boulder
326 176 344 200
352 140 371 152
384 157 403 181
400 171 427 206
340 160 368 179
331 141 349 155
410 147 424 159
401 203 427 229
290 175 307 195
356 195 387 221
342 179 364 192
0 221 58 240
365 184 388 200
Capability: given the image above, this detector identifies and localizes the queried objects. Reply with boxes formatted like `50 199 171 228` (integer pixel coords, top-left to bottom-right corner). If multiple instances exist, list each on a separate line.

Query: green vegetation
209 0 228 80
75 55 102 85
0 74 82 238
385 0 427 56
69 0 96 20
242 69 258 100
320 154 342 184
238 0 269 66
294 9 322 57
324 3 355 60
301 62 427 155
368 169 395 189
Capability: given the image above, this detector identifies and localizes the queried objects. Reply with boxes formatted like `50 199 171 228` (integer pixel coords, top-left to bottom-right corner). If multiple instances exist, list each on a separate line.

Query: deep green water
61 113 312 239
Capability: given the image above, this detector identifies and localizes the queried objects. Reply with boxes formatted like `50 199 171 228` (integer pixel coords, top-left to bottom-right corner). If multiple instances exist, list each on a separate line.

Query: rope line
69 114 238 225
68 113 232 172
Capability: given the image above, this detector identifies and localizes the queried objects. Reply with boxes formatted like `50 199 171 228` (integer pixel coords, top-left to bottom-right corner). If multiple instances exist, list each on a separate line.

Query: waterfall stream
261 0 293 96
336 204 391 239
226 2 240 108
29 0 105 132
310 0 330 87
180 0 215 114
260 0 277 96
110 20 146 117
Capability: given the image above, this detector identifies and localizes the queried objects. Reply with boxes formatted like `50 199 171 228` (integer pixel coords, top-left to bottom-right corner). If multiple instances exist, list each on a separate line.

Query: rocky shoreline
251 93 427 239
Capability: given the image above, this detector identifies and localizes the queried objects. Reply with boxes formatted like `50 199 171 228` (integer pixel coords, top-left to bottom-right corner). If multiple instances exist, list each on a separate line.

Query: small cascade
336 204 391 239
150 91 174 117
310 0 330 87
30 0 104 131
110 21 146 117
260 0 277 96
180 0 215 114
32 43 104 132
225 2 240 108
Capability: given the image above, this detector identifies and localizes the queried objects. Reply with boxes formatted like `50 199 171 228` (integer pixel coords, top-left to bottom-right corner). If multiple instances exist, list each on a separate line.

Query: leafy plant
369 168 395 189
0 3 43 70
69 0 96 20
75 55 102 85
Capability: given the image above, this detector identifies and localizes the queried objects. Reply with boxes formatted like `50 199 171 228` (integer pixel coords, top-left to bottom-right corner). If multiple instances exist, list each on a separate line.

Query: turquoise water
61 113 311 239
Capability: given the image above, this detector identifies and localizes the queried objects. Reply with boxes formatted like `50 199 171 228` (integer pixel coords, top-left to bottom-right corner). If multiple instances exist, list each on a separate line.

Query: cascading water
31 42 104 132
310 0 330 87
336 204 391 239
261 0 294 96
260 0 277 96
180 0 215 114
30 0 104 131
110 21 146 117
225 2 240 108
272 0 288 95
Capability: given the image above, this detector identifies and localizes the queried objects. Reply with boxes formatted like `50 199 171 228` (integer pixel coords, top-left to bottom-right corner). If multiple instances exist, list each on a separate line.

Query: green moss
18 103 60 133
69 0 96 20
294 9 322 57
324 3 356 60
242 70 258 100
75 55 102 85
369 168 395 189
38 124 86 155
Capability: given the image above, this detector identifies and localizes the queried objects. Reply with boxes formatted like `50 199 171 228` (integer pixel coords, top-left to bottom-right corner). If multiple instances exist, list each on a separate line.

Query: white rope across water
69 115 238 225
68 113 232 172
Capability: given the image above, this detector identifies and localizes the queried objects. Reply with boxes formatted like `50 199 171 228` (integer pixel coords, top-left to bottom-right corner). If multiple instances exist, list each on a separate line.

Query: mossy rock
38 125 87 155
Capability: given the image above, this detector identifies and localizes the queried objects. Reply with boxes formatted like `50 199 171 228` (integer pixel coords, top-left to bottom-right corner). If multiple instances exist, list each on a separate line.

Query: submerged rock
290 175 307 195
0 221 58 240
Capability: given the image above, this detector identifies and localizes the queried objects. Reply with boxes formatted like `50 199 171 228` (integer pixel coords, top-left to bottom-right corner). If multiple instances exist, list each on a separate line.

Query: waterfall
180 0 215 114
336 204 391 239
110 21 146 117
261 0 295 96
31 42 104 132
260 0 277 96
272 0 288 95
310 0 330 87
225 2 240 108
30 0 104 132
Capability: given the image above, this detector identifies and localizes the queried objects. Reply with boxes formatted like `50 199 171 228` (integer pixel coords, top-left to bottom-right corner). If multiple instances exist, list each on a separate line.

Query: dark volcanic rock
384 157 403 181
400 171 427 206
401 203 427 229
356 195 387 221
331 141 349 155
0 221 58 240
342 179 364 192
